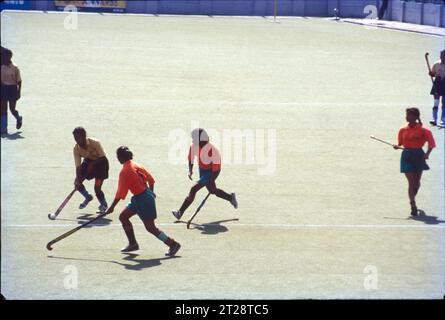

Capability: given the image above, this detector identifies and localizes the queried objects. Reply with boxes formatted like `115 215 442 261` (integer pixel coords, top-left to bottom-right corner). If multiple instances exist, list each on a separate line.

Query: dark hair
1 48 12 66
191 128 209 143
406 108 422 125
116 146 133 162
441 50 445 56
72 126 86 137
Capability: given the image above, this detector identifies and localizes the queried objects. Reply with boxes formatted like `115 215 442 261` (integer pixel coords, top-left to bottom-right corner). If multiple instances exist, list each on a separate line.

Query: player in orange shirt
172 128 238 220
105 146 181 255
393 108 436 216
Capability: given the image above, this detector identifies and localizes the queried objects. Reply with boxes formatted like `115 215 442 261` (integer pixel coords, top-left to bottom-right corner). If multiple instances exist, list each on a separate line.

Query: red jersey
397 123 436 149
115 160 155 200
188 142 221 172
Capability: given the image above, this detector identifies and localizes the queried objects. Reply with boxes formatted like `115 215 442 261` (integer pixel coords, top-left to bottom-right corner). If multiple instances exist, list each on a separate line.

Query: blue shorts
400 149 429 173
127 188 157 221
198 169 220 185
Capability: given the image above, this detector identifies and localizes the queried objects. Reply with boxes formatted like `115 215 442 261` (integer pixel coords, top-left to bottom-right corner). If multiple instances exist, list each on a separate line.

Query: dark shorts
80 157 109 180
1 85 19 101
127 188 157 221
198 169 220 185
430 77 445 96
400 149 429 173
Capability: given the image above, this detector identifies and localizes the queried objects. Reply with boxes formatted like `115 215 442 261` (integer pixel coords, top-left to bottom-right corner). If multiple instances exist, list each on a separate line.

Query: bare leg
119 208 137 245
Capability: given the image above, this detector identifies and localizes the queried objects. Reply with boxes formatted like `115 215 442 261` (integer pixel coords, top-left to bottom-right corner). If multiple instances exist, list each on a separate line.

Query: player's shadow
1 131 24 140
114 253 180 271
75 213 112 227
47 253 179 271
384 210 445 225
177 218 239 235
411 210 445 225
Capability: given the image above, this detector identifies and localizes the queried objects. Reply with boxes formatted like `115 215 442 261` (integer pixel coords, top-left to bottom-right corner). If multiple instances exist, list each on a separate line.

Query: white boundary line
3 223 444 229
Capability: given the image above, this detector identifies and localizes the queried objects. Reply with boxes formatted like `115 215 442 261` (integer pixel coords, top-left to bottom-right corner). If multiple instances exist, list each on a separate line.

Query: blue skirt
400 149 429 173
127 188 157 221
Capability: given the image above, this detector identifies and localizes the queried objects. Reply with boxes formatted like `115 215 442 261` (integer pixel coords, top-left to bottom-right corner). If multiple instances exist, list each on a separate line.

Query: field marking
3 223 444 229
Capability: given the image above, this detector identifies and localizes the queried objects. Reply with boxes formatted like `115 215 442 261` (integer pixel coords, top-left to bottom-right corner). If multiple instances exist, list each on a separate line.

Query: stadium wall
2 0 444 27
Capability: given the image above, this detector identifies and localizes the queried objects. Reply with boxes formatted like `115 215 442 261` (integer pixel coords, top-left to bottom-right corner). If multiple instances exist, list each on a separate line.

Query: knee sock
432 106 438 122
1 114 7 132
77 184 91 199
156 232 175 247
96 190 107 206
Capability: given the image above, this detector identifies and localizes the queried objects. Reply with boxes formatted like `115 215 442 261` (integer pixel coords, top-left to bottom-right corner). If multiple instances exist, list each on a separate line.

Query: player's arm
106 172 128 214
73 148 83 187
429 63 438 77
16 68 22 100
187 146 194 180
424 129 436 160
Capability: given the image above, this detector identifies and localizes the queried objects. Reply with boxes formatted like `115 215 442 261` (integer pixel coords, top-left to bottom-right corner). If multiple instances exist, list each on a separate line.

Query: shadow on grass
75 213 112 227
174 218 239 235
47 253 179 271
1 131 24 140
384 210 445 225
412 210 445 225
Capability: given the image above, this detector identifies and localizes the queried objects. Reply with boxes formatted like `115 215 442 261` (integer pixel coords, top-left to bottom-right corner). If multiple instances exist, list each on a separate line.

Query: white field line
3 223 445 229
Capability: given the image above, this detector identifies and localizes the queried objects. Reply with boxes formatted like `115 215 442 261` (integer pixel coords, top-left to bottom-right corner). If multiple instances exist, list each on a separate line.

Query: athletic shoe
16 116 22 130
98 203 108 213
429 120 437 126
79 194 93 209
165 242 181 257
172 210 182 220
440 119 445 126
121 243 139 253
230 193 238 209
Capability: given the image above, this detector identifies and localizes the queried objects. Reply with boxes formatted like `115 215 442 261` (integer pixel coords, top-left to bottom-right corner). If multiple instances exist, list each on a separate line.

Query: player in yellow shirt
429 50 445 126
1 48 22 134
73 127 109 213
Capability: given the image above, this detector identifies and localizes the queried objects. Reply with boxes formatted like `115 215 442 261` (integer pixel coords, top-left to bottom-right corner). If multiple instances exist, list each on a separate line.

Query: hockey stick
425 52 434 85
370 135 405 150
48 189 76 220
187 192 211 229
46 213 109 250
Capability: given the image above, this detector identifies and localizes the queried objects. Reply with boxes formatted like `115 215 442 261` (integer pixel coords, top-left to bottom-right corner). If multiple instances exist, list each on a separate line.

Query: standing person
105 146 181 255
377 0 389 20
393 108 436 216
429 50 445 126
172 128 238 220
1 48 22 134
73 127 109 213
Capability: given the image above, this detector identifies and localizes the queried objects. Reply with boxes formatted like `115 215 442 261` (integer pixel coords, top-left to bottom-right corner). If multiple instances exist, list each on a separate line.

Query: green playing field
1 11 444 299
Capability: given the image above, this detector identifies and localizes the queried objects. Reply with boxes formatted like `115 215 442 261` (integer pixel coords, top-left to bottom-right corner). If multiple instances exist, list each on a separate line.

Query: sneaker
121 243 139 253
79 194 93 209
98 203 108 213
172 209 182 220
230 193 238 209
165 242 181 257
429 120 437 126
441 119 445 126
16 116 22 130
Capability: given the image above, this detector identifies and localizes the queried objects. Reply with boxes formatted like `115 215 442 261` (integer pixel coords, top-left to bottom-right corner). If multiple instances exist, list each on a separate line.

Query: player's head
191 128 209 147
116 146 133 164
441 50 445 62
1 48 12 66
72 127 87 147
406 108 422 125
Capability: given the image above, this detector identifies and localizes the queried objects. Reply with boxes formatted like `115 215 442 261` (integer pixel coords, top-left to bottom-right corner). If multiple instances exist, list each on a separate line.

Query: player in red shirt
105 146 181 255
172 128 238 220
393 108 436 216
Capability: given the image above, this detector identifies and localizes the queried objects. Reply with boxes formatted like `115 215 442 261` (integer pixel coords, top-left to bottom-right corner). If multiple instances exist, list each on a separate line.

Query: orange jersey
188 142 221 172
397 123 436 149
115 160 155 200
